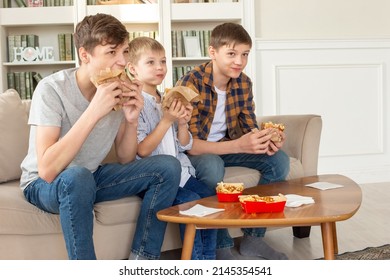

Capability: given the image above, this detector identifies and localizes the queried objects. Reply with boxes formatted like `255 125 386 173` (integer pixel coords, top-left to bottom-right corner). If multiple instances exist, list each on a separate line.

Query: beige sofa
0 89 322 260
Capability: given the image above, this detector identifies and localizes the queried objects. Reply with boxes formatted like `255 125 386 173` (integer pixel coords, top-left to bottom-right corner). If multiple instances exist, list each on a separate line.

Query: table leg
181 224 196 260
321 222 336 260
331 222 338 254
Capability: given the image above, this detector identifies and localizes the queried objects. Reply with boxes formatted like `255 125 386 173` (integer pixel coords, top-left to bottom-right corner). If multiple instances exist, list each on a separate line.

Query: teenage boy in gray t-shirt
20 13 181 260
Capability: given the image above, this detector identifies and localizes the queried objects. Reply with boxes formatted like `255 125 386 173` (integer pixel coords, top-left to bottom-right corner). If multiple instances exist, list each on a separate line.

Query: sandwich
90 68 134 111
162 85 200 109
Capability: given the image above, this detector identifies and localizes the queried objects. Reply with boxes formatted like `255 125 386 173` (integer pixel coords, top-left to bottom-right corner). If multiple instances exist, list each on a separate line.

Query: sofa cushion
0 181 62 235
0 179 142 235
94 196 142 226
0 90 29 183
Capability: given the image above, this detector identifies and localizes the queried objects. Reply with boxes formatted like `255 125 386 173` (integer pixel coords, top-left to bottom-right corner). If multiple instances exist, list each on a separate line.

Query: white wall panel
255 40 390 183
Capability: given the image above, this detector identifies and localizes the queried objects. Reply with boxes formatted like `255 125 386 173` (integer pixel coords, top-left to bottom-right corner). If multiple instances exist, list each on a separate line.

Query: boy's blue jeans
23 155 181 260
174 176 217 260
189 150 290 249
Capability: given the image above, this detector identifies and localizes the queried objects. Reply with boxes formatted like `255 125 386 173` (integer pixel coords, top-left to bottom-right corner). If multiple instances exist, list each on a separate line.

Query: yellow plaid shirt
176 61 258 141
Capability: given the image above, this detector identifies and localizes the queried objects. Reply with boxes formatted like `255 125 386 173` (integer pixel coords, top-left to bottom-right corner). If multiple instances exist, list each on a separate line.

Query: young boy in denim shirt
127 36 217 260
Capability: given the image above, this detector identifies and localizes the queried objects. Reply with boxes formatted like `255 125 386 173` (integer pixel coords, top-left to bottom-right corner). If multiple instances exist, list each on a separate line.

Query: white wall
255 0 390 39
253 1 390 183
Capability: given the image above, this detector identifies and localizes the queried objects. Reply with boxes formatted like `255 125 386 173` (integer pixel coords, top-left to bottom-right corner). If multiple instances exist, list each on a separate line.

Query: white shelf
4 61 75 66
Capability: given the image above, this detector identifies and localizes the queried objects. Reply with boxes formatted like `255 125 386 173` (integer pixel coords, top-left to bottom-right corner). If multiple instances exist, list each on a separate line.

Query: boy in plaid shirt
177 22 290 260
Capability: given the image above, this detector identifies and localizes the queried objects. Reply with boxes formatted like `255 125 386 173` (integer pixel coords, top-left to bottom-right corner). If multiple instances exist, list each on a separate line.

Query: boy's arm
238 86 258 133
137 118 173 158
115 79 145 163
188 130 274 156
36 81 122 183
36 117 97 183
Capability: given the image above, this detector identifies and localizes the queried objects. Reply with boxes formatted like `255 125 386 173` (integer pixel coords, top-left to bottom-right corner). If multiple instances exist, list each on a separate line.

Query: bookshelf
0 0 255 94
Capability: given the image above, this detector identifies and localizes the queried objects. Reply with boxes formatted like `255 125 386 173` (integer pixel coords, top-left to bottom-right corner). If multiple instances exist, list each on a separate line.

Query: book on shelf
33 72 43 84
7 34 40 62
172 65 195 85
6 0 74 7
94 0 158 4
27 34 39 47
7 35 15 63
58 33 66 61
7 72 15 90
2 0 11 8
172 30 210 58
7 71 40 99
14 0 27 7
64 33 74 61
58 32 76 61
129 31 158 41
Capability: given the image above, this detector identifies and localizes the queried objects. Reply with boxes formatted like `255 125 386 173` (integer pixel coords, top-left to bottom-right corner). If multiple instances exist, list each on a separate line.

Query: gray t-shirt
20 68 123 190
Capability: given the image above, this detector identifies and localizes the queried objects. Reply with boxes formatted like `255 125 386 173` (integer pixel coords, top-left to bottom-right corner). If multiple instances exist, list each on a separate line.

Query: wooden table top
157 174 362 228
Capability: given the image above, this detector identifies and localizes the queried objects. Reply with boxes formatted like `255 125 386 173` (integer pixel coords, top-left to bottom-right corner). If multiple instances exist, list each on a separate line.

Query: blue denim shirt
137 91 196 185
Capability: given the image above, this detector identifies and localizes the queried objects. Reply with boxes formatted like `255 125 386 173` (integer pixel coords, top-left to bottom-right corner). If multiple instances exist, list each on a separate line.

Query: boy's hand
121 78 144 125
90 80 124 120
178 104 193 125
236 128 273 154
162 99 187 124
267 130 286 155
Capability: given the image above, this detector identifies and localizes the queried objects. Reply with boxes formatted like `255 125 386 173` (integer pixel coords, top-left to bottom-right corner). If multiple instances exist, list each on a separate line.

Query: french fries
238 194 286 203
216 182 244 194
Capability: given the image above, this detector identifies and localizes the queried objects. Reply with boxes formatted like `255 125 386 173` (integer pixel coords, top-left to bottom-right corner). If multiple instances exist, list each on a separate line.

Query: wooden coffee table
157 174 362 260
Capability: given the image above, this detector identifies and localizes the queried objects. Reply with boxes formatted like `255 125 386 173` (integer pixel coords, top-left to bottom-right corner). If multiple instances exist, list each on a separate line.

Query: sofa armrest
257 115 322 177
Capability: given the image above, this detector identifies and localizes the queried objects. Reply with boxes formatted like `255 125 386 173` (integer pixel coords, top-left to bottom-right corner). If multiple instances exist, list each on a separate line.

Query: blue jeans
189 151 290 249
23 155 181 260
174 176 217 260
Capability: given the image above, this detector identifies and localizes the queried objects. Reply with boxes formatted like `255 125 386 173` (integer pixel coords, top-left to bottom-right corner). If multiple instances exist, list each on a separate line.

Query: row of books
172 65 195 86
88 0 157 5
2 0 73 7
171 30 211 58
129 31 158 41
7 71 43 100
6 33 75 63
58 33 75 61
7 34 39 63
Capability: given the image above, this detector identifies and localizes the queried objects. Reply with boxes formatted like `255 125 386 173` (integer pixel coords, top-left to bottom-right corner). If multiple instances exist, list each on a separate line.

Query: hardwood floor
161 182 390 260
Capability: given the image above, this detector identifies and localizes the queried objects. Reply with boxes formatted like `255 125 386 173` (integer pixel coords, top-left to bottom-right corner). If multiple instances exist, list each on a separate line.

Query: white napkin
179 204 225 217
305 182 344 190
285 194 315 208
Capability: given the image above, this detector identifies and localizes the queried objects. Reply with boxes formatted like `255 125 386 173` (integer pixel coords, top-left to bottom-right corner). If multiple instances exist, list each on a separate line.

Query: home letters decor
12 46 54 62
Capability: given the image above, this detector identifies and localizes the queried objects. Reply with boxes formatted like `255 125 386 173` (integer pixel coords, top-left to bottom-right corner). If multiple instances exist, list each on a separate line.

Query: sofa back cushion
0 89 30 183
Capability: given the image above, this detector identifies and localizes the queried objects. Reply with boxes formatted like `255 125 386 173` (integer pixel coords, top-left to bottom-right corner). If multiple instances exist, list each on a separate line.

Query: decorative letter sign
13 47 54 62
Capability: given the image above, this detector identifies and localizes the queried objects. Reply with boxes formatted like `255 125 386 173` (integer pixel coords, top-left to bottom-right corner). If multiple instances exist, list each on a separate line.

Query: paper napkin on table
285 194 315 208
179 204 225 217
305 182 344 190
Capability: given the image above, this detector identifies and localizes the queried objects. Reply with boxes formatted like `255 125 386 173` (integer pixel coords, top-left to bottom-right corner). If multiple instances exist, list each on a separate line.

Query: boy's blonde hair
210 22 252 50
128 37 165 64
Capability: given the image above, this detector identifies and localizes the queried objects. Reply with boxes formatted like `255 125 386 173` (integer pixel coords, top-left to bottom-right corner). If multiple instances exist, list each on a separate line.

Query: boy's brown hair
73 13 129 64
210 22 252 49
128 36 165 64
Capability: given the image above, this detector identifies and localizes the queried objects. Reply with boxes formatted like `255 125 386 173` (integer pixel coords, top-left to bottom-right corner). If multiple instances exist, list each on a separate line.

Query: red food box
217 192 243 202
239 195 287 213
216 182 244 202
